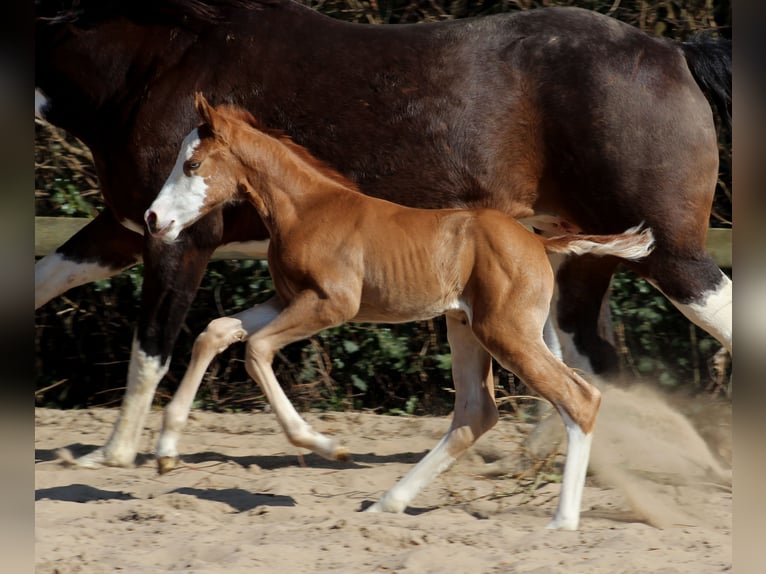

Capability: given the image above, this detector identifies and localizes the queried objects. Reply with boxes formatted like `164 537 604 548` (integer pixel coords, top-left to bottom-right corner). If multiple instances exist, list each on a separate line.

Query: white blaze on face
146 129 210 241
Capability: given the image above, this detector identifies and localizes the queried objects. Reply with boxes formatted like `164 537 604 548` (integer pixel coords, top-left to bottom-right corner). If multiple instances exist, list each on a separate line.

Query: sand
35 386 731 573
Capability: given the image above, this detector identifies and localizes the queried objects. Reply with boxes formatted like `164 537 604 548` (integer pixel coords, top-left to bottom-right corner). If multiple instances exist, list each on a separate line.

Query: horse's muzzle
144 210 174 238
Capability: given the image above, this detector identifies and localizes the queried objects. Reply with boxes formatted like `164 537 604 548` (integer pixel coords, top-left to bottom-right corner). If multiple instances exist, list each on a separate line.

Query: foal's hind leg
366 313 496 513
155 297 283 473
472 314 601 530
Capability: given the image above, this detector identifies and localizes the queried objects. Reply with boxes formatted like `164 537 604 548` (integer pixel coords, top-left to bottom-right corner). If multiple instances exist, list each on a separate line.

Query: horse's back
478 7 719 235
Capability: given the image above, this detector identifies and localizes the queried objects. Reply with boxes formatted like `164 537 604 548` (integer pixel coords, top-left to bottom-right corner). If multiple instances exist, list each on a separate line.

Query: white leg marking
545 252 595 373
367 314 495 513
157 300 283 463
72 337 169 468
366 432 458 513
35 252 128 309
656 273 732 354
547 409 593 530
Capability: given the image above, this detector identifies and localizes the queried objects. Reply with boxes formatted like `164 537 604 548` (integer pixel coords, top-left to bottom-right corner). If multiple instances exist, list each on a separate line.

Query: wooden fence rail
34 216 732 268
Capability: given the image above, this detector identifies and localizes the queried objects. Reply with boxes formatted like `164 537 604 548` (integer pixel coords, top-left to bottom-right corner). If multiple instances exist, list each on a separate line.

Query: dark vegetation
35 0 732 414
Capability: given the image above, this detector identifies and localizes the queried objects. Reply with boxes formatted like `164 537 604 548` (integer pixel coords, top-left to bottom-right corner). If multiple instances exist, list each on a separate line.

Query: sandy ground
35 386 731 573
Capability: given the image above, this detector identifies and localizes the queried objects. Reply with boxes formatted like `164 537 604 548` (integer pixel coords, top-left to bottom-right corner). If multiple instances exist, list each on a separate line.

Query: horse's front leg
244 290 356 462
68 227 216 468
156 297 283 474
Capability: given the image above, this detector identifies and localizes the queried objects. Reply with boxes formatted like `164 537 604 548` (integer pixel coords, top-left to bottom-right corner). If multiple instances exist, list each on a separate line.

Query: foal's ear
194 92 218 130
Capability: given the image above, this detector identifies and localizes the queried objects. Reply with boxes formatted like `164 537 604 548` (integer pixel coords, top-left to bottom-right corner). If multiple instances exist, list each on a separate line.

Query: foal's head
145 93 261 241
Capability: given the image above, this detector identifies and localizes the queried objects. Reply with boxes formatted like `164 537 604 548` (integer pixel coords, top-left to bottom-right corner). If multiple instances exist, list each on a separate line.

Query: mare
34 0 731 469
145 95 656 529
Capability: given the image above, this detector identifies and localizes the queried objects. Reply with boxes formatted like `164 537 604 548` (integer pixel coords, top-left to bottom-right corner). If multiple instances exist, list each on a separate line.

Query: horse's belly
354 294 463 324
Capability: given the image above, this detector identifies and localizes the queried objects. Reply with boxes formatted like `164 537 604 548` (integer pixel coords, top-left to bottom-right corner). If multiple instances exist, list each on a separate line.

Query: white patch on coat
650 273 732 353
35 252 127 309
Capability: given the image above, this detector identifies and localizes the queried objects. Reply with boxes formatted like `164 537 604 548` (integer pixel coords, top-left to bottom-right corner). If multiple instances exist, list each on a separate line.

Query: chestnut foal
145 95 654 529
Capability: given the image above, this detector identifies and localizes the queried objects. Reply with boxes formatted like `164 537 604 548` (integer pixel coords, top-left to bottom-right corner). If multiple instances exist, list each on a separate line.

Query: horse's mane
215 104 360 194
35 0 289 27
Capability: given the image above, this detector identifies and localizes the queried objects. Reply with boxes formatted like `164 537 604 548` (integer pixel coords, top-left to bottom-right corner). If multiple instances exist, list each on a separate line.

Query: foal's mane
215 104 360 193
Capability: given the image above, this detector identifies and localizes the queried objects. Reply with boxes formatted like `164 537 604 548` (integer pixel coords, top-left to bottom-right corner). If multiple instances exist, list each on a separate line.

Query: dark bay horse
145 95 655 528
35 0 731 468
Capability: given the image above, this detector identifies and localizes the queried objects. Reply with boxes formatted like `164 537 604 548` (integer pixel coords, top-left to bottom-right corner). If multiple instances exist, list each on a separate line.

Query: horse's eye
186 160 201 171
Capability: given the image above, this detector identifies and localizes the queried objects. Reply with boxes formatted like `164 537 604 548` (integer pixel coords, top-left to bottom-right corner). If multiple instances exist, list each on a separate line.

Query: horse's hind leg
155 297 283 473
35 209 142 309
641 252 731 354
366 313 496 513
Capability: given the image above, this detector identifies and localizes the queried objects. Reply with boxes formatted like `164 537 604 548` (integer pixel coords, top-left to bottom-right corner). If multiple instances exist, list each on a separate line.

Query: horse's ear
194 92 217 129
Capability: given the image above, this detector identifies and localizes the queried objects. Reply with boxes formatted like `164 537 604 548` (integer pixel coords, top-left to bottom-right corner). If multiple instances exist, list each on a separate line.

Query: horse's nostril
145 210 158 232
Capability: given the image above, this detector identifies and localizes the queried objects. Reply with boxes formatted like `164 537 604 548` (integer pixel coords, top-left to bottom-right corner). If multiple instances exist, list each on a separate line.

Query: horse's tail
680 35 732 131
543 225 655 261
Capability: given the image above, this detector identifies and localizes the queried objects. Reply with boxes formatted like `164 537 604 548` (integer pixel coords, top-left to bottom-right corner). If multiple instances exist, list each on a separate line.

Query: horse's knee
244 337 275 376
196 317 248 355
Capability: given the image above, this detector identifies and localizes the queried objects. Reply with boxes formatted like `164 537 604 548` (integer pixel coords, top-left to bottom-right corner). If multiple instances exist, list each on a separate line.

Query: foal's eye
185 160 201 171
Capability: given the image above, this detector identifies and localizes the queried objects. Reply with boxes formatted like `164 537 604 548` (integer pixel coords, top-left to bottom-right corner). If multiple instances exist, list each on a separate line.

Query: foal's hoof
333 446 352 462
546 517 579 531
157 455 180 475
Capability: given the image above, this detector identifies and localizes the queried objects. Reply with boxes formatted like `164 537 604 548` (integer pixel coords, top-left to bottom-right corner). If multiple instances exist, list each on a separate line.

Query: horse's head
145 93 253 241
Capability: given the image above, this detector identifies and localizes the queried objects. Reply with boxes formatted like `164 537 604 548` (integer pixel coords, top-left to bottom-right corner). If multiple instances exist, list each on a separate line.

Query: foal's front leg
156 297 283 473
244 290 356 461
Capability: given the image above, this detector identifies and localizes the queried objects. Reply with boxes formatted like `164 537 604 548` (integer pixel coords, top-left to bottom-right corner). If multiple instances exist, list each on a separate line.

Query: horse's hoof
157 455 179 475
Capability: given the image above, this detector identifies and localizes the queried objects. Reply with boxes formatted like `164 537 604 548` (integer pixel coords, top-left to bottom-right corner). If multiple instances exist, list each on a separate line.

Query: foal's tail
543 225 655 261
680 35 732 131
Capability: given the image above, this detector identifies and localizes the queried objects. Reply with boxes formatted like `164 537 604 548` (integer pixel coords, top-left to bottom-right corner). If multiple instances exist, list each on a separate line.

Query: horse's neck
240 132 353 233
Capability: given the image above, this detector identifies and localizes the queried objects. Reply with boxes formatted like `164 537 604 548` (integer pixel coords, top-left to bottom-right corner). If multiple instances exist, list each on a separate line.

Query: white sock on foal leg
365 432 458 513
547 409 593 530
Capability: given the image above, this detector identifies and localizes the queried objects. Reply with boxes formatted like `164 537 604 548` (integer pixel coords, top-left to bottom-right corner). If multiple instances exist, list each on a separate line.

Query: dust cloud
526 382 731 528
